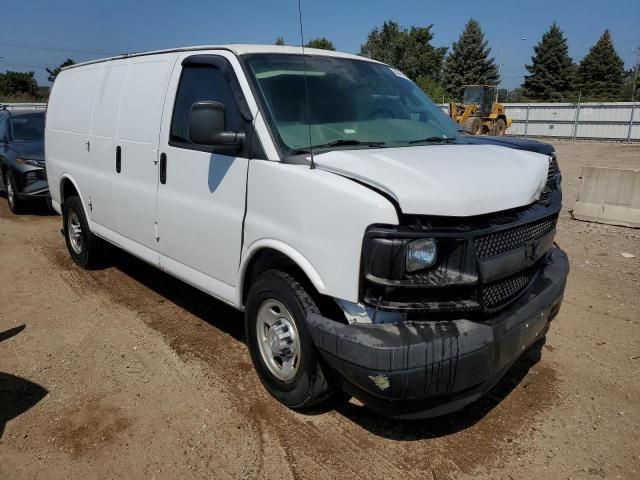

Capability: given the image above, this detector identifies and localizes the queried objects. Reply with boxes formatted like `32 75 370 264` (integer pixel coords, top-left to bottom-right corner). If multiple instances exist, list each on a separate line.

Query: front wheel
5 170 23 214
463 116 483 135
62 196 104 269
245 270 334 408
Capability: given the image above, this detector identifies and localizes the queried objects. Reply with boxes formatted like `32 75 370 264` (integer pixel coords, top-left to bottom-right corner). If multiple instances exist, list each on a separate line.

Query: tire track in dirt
42 232 561 479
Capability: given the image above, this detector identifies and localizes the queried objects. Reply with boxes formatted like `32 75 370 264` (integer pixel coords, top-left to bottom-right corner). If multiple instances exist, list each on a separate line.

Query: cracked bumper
306 247 569 418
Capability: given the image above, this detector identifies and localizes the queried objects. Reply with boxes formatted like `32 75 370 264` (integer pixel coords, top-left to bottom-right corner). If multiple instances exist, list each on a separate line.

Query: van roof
63 44 383 71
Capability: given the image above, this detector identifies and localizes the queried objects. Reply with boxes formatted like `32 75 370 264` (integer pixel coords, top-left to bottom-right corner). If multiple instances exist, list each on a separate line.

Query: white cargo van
45 45 568 417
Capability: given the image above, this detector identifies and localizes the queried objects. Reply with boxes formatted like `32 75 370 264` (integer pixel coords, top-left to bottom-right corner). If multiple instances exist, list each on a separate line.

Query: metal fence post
524 104 530 137
627 102 637 143
572 92 582 142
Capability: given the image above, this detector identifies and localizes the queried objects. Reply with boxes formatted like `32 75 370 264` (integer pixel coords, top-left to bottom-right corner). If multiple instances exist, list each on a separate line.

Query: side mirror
188 101 245 148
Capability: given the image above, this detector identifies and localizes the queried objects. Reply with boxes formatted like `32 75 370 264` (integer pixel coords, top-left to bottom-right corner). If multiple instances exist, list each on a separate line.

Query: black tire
495 118 507 136
5 170 23 214
245 269 334 409
62 196 103 269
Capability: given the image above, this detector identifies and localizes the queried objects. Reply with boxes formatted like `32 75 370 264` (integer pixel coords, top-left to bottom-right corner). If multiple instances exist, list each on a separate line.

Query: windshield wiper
295 139 386 153
409 136 456 145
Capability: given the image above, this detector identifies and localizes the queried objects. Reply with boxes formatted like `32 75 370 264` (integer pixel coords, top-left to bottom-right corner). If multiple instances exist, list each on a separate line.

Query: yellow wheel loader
449 85 512 136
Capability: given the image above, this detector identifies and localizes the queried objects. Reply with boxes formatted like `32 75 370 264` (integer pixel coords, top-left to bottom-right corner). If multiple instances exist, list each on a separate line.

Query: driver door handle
115 146 121 173
159 153 167 184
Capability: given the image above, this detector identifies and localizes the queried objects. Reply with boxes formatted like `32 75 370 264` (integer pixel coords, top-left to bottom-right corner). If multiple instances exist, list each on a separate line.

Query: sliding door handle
115 146 121 173
159 153 167 184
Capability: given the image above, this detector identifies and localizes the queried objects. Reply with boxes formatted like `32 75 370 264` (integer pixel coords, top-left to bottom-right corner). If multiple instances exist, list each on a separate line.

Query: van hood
313 144 549 217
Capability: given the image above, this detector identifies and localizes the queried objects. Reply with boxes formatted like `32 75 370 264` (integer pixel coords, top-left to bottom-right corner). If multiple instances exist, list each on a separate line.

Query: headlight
16 157 41 167
25 171 39 186
405 238 437 272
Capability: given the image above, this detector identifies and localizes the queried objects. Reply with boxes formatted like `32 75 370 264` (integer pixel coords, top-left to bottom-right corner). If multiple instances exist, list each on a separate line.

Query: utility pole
496 37 526 103
631 47 639 102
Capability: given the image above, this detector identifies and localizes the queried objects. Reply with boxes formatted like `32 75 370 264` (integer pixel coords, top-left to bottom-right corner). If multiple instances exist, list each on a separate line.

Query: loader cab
463 85 495 117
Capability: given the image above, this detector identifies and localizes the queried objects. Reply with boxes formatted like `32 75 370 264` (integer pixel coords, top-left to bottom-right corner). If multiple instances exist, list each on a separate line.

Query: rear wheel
62 196 104 269
5 171 23 214
495 118 507 136
463 116 483 135
245 269 334 408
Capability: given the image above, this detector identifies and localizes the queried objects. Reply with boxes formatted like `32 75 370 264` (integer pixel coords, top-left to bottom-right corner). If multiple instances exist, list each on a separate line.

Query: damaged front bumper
306 247 569 418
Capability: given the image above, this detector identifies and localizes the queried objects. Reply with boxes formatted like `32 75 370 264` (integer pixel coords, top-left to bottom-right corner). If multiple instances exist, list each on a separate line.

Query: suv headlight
16 157 41 167
405 238 437 272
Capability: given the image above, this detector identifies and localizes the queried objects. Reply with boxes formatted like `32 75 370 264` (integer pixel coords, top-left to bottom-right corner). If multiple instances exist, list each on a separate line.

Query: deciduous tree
305 38 335 51
361 21 446 82
416 76 446 103
0 71 39 97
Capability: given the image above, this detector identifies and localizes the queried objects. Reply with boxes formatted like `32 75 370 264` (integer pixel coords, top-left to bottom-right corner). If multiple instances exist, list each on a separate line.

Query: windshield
243 54 457 155
10 113 45 141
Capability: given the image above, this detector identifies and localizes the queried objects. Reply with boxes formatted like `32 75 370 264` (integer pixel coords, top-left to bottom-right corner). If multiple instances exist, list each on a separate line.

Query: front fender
237 238 326 308
58 174 89 215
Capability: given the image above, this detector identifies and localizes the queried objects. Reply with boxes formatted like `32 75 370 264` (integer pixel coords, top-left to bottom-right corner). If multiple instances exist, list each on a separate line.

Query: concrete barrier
573 166 640 228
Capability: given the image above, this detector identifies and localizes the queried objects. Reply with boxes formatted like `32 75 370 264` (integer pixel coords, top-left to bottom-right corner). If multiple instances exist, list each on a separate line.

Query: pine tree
46 58 75 83
442 19 498 100
522 23 574 101
575 30 625 101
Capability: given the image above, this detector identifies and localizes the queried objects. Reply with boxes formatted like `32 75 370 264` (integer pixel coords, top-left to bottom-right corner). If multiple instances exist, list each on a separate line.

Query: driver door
155 53 251 304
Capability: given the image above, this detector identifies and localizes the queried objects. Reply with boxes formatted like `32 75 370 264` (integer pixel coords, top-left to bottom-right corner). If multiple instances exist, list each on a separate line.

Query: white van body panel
238 237 328 302
155 50 257 305
87 61 129 230
47 54 179 241
91 221 160 268
110 55 175 250
242 161 398 303
66 44 383 71
46 65 101 209
313 144 549 217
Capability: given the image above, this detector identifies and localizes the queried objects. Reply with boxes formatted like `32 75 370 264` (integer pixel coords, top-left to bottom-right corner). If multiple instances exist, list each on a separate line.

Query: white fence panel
439 102 639 142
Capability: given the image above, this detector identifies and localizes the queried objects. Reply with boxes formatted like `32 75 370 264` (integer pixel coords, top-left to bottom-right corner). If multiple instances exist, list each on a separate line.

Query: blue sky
2 0 638 89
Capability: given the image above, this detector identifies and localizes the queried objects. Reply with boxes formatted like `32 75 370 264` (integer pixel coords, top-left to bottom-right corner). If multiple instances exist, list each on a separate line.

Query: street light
496 37 526 102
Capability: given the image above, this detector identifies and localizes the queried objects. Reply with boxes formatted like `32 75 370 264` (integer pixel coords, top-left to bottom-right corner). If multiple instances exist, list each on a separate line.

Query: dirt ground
0 141 638 480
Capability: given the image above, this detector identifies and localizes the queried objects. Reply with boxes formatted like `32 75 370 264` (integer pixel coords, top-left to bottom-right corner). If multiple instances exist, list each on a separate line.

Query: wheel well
242 249 307 305
241 248 344 322
60 178 79 205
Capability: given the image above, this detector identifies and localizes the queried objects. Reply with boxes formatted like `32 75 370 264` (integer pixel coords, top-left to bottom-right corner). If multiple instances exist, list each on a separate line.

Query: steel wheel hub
67 211 83 255
7 180 14 206
256 299 300 381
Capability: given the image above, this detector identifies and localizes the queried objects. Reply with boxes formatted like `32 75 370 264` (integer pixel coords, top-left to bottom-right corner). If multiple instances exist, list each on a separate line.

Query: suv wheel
5 171 23 214
245 269 334 408
62 196 103 269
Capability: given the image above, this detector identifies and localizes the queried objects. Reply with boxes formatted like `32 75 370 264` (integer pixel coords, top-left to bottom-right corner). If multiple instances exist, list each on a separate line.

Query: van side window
170 65 242 145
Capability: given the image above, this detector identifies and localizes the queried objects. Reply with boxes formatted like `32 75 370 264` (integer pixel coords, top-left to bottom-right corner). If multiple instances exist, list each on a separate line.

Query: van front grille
474 216 556 259
482 270 535 309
